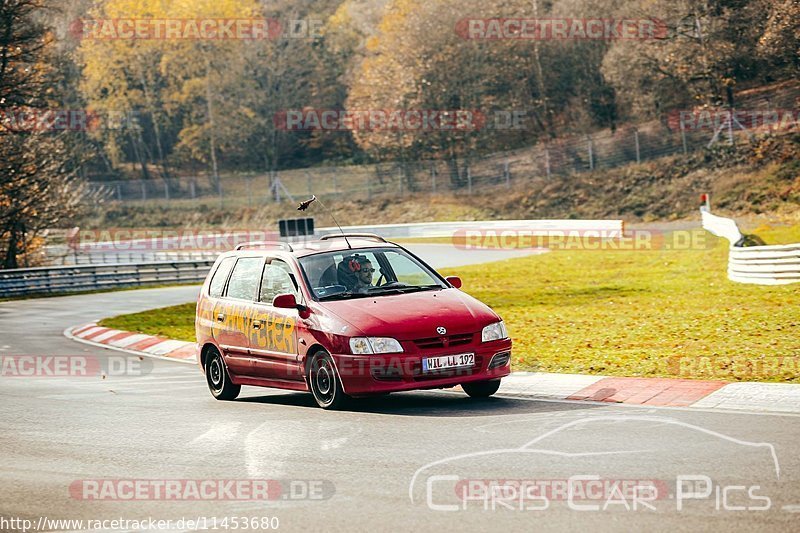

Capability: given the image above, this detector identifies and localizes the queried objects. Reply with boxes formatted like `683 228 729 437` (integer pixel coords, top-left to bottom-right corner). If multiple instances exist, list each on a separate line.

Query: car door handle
216 313 225 322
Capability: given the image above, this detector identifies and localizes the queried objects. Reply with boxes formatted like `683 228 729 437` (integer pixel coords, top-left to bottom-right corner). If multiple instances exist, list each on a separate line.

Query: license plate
422 353 475 372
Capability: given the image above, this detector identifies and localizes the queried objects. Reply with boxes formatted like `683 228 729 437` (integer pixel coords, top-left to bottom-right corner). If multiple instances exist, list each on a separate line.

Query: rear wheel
205 349 240 401
462 379 501 398
308 350 349 410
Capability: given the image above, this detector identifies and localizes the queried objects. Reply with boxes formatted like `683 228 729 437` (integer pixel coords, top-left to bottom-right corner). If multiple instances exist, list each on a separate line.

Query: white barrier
317 219 625 240
701 207 800 285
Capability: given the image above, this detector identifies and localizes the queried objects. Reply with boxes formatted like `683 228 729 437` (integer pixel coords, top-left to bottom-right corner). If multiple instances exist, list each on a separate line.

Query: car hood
317 288 500 340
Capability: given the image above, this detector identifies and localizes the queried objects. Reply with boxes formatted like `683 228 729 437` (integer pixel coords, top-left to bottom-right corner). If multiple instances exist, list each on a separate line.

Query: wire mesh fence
86 83 799 208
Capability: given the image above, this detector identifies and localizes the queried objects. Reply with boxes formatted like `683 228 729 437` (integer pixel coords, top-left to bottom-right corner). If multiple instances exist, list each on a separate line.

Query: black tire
205 349 241 401
462 379 501 398
307 350 349 410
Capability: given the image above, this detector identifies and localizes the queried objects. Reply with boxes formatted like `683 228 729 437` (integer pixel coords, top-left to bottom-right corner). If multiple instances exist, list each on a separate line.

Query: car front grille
413 333 474 350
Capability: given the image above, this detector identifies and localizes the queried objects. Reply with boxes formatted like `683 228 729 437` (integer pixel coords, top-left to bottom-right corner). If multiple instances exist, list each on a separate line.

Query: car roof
219 236 402 261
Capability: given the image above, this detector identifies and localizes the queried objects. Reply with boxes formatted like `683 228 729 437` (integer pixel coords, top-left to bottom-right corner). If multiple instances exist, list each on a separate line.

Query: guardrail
15 219 626 296
701 207 800 285
43 220 625 266
0 260 215 298
43 245 221 266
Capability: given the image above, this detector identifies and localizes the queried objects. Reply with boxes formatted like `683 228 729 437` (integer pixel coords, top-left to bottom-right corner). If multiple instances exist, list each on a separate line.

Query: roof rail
319 233 387 243
235 241 294 252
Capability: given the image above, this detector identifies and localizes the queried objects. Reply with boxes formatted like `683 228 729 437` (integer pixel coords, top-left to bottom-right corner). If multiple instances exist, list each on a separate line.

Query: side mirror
273 293 298 309
272 293 311 319
446 276 462 289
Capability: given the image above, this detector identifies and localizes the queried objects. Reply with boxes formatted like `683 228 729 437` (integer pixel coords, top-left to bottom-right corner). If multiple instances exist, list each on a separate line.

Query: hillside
81 133 800 232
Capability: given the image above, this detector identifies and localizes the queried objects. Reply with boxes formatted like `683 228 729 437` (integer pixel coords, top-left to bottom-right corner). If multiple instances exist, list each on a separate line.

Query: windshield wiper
396 285 443 293
318 292 372 301
366 284 442 295
365 287 405 295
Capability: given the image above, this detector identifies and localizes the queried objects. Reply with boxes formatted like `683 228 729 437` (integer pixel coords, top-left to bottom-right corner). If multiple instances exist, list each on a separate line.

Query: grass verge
100 302 197 342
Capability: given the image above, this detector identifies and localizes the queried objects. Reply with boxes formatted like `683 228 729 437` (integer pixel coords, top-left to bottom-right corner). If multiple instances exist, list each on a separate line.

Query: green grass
440 228 799 382
101 302 197 342
100 225 800 382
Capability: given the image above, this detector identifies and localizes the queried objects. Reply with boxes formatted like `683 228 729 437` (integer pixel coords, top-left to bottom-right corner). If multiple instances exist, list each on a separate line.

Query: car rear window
226 257 264 300
208 257 235 298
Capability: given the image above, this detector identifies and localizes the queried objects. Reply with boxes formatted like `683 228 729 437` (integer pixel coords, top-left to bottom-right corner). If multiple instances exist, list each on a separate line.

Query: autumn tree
0 0 89 268
600 0 797 120
756 0 800 76
346 0 619 186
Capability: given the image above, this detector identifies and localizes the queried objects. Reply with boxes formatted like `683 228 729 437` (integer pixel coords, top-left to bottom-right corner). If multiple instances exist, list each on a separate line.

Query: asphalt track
1 245 798 532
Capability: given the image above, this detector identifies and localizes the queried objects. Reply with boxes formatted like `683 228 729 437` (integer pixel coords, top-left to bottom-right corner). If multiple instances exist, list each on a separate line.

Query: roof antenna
298 195 351 249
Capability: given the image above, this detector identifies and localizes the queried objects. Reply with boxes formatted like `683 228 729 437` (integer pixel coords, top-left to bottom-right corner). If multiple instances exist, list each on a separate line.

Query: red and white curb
498 373 800 414
65 323 196 365
64 323 800 413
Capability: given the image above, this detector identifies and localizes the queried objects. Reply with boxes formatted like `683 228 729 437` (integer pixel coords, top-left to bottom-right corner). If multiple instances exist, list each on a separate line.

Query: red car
195 234 512 409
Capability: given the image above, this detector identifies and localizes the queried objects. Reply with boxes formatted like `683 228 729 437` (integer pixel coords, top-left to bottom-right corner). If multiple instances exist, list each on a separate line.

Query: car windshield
298 247 446 300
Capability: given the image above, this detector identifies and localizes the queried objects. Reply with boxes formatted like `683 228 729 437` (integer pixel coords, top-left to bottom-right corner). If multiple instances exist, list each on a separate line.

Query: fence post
634 129 641 164
141 181 146 201
398 165 404 196
727 109 735 145
504 159 510 188
246 176 252 208
587 136 594 171
164 181 169 202
467 164 472 195
544 148 551 179
116 184 122 201
431 163 437 193
190 179 196 199
218 177 223 208
681 121 688 155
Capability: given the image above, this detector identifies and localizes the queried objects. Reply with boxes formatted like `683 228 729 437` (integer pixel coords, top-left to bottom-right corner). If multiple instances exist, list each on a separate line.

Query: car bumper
331 339 512 396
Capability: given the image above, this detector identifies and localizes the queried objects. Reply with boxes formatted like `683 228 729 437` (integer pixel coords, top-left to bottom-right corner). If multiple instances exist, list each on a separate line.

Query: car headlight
349 337 404 354
481 321 508 342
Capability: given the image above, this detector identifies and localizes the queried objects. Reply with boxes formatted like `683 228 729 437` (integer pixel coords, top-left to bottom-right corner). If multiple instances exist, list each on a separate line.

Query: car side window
225 257 264 300
208 257 236 298
260 259 299 304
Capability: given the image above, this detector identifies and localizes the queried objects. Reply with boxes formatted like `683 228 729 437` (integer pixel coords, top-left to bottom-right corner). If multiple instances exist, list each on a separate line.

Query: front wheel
206 349 241 401
462 379 501 398
307 350 349 410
